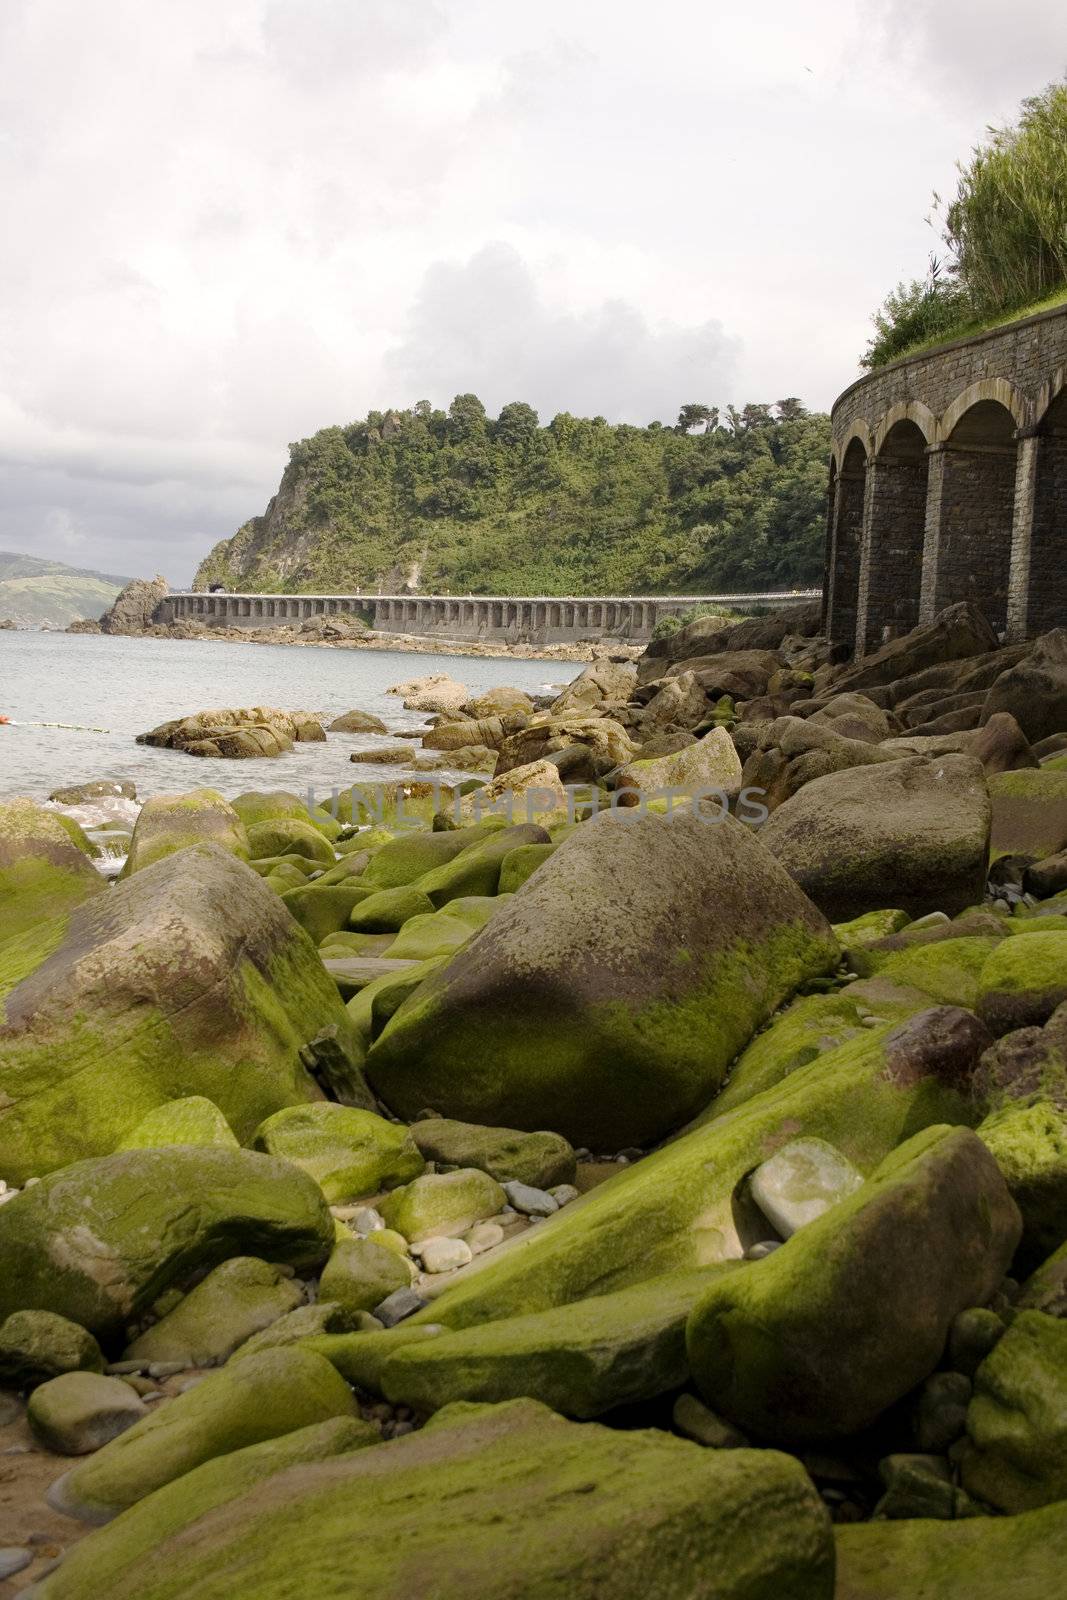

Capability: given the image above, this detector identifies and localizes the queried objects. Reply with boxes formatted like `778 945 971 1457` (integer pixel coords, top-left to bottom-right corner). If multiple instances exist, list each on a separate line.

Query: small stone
0 1549 32 1581
352 1207 385 1236
463 1222 504 1255
874 1453 959 1520
672 1393 749 1449
122 1376 158 1397
745 1241 782 1261
548 1184 579 1207
414 1237 473 1274
914 1371 972 1453
27 1372 147 1454
147 1361 188 1378
373 1288 427 1327
749 1137 865 1238
947 1307 1006 1377
616 1148 644 1163
502 1181 558 1217
106 1361 147 1376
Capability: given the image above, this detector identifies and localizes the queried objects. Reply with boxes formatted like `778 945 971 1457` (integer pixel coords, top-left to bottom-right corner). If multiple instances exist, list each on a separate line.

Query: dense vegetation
0 550 126 628
196 398 829 597
863 78 1067 368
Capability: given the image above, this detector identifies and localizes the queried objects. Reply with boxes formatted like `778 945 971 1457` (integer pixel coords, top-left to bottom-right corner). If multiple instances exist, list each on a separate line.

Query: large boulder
834 1499 1067 1600
119 788 250 877
137 707 325 759
550 659 637 716
830 602 999 696
758 755 991 921
988 768 1067 859
99 575 168 635
961 1309 1067 1512
122 1257 304 1367
409 1117 575 1189
407 1016 975 1332
981 629 1067 744
0 799 105 992
32 1418 377 1600
48 1347 356 1524
326 709 388 734
366 811 838 1149
45 1397 835 1600
493 715 636 778
388 673 469 715
615 726 743 804
685 1126 1021 1444
0 845 369 1181
252 1103 424 1203
0 1145 333 1341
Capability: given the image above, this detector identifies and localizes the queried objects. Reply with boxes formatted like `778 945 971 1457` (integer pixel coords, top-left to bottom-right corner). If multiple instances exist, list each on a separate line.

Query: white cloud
0 0 1061 582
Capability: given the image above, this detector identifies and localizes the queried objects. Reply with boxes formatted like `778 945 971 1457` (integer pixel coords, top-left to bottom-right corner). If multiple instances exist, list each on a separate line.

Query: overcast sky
1 1 1063 585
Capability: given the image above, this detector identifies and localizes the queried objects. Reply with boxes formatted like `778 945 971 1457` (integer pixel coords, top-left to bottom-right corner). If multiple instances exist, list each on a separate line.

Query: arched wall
826 302 1067 653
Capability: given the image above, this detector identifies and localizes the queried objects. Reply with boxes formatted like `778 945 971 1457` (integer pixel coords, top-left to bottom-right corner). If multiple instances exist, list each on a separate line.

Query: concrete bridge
161 589 819 645
827 300 1067 657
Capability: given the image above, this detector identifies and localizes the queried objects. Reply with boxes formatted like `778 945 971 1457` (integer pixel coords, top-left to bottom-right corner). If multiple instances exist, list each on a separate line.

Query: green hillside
195 398 830 596
0 551 128 628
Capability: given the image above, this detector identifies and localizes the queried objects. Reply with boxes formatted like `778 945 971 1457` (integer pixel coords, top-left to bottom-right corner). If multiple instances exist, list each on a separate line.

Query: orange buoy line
0 719 111 732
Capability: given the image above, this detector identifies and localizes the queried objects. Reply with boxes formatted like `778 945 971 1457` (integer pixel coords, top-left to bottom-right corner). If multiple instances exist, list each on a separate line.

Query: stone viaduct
160 589 818 645
825 300 1067 657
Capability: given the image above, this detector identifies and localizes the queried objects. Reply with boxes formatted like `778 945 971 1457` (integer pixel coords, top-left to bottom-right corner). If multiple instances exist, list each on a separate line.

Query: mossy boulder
349 884 434 932
834 1498 1067 1600
409 1117 575 1189
0 798 106 996
123 1258 304 1368
318 1237 412 1316
45 1396 834 1600
231 791 338 838
832 908 912 953
858 935 1002 1009
280 881 375 942
960 1309 1067 1512
48 1346 356 1524
383 897 500 962
381 1267 735 1419
246 817 335 864
1019 1236 1067 1316
976 930 1067 1033
0 1309 105 1389
360 822 497 889
758 755 991 921
32 1417 377 1600
117 1096 239 1151
0 844 370 1181
252 1103 424 1203
345 955 449 1047
412 1023 978 1332
988 768 1067 859
0 1145 333 1341
367 811 839 1149
413 822 550 905
615 726 743 805
379 1169 505 1242
685 1126 1021 1444
978 1097 1067 1270
497 841 557 892
119 789 249 878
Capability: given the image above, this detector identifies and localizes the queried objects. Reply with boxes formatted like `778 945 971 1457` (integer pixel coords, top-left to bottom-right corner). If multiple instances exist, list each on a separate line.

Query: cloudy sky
1 0 1063 584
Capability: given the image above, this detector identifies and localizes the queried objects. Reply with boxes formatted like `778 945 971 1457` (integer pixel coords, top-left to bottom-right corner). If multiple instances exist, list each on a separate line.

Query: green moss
246 818 335 864
977 931 1067 1031
117 1096 239 1150
253 1102 424 1202
978 1098 1067 1270
120 790 250 877
857 936 1002 1008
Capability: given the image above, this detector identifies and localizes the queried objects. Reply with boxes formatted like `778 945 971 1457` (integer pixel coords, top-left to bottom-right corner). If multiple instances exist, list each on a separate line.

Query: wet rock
28 1372 147 1454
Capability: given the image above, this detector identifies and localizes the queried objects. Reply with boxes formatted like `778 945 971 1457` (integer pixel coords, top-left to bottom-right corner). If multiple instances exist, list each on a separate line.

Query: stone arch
825 436 867 651
1026 373 1067 633
937 377 1027 442
927 395 1019 633
873 400 936 456
857 418 930 651
832 419 874 473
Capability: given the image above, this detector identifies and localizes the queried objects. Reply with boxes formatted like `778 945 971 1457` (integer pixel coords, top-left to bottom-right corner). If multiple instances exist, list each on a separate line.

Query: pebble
121 1376 158 1397
744 1240 782 1261
548 1184 579 1207
106 1360 147 1376
373 1288 427 1327
0 1550 32 1581
352 1207 386 1236
502 1181 558 1217
463 1222 504 1255
615 1148 643 1163
147 1361 187 1378
672 1394 749 1449
414 1237 472 1274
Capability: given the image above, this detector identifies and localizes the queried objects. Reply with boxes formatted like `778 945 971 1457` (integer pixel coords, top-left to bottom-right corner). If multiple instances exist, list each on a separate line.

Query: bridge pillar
825 442 866 652
855 427 929 656
921 437 1016 634
1006 430 1041 641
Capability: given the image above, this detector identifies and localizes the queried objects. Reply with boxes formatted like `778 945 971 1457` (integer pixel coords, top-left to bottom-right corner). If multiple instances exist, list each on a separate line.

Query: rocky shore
3 601 1067 1596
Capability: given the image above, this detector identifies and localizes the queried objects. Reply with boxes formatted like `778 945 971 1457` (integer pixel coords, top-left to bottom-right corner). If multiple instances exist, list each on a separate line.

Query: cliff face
99 575 169 634
194 401 831 597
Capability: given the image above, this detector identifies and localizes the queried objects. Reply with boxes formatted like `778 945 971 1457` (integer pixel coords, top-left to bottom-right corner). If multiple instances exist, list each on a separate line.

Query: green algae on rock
409 1117 575 1189
44 1397 835 1600
379 1168 506 1242
0 1309 105 1389
978 1097 1067 1271
367 811 840 1149
32 1417 378 1600
117 1096 239 1151
317 1236 413 1316
0 1145 334 1340
123 1257 304 1367
684 1126 1021 1445
119 789 250 877
47 1346 357 1524
253 1102 424 1202
0 798 106 998
245 816 335 864
960 1309 1067 1512
976 929 1067 1033
0 844 370 1182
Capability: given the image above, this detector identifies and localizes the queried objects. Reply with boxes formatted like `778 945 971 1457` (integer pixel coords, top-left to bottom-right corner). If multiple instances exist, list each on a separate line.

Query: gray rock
749 1138 864 1237
463 1223 504 1255
744 1241 783 1261
373 1288 428 1327
415 1238 473 1274
0 1548 32 1580
914 1371 972 1452
502 1181 559 1218
548 1184 579 1207
27 1372 147 1454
